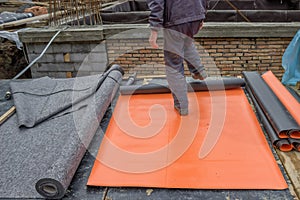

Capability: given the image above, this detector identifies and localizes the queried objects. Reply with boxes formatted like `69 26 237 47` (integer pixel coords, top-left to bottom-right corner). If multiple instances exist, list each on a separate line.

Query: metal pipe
13 27 68 80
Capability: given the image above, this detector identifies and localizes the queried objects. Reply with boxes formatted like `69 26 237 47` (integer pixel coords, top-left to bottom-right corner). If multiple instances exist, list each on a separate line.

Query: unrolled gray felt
10 66 122 128
0 65 123 199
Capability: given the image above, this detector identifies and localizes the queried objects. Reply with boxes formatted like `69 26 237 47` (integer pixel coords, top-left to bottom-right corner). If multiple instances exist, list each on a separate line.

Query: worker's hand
149 30 159 49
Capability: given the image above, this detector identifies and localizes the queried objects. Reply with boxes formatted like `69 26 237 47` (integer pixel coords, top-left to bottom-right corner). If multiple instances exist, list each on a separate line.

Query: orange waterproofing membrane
88 88 287 189
262 71 300 139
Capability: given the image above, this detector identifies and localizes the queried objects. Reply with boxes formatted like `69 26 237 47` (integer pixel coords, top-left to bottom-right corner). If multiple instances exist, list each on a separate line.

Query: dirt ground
0 38 30 79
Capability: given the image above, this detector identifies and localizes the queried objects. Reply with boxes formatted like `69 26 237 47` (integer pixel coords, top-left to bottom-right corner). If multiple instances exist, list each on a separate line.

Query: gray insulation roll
0 66 123 199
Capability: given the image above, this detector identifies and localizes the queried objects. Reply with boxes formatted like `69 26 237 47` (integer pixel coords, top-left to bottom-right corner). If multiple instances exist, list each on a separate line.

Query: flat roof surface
0 78 298 199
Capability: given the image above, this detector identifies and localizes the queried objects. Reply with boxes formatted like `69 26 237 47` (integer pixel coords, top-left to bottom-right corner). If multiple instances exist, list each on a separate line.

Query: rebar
48 0 102 26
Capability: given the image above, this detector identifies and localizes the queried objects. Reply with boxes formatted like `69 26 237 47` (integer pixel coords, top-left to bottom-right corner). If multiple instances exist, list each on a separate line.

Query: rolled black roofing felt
0 67 123 199
286 86 300 103
243 71 300 139
120 77 245 95
246 85 292 152
288 138 300 152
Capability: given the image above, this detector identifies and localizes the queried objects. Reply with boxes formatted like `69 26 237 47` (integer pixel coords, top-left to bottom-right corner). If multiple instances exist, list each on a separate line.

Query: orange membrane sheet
262 71 300 126
88 88 287 189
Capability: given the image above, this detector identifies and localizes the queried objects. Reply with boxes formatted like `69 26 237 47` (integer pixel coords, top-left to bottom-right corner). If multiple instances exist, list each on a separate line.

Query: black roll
120 77 245 95
243 71 300 139
246 86 292 152
286 86 300 103
188 77 245 91
121 83 170 95
35 179 65 199
289 138 300 152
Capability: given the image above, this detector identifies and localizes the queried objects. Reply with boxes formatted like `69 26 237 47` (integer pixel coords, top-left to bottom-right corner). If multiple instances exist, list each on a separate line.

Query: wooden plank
276 150 300 199
0 106 16 125
269 78 300 199
296 82 300 90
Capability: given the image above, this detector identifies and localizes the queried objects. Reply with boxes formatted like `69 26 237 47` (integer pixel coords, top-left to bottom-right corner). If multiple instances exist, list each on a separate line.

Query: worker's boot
192 69 208 80
174 105 188 116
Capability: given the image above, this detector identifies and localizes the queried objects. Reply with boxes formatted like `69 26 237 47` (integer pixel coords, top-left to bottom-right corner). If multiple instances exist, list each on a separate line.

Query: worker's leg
182 21 207 79
163 28 188 114
184 40 205 74
184 39 207 80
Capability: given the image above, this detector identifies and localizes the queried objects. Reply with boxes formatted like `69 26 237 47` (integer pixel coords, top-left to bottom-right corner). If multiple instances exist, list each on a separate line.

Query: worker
146 0 208 116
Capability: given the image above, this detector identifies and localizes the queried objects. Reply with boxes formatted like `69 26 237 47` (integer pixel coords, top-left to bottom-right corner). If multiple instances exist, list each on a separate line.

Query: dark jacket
147 0 207 29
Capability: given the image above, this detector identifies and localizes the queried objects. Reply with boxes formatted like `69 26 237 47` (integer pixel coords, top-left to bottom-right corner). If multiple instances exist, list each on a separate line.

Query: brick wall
23 37 291 79
107 37 291 79
25 41 108 78
107 38 165 76
19 24 297 79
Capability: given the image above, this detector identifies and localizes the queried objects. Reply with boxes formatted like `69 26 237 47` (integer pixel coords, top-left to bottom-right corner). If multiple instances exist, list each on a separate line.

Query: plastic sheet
0 66 123 199
0 30 23 49
282 30 300 86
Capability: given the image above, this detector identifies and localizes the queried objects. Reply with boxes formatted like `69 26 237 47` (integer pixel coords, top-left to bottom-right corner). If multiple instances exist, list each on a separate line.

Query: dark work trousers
163 20 204 110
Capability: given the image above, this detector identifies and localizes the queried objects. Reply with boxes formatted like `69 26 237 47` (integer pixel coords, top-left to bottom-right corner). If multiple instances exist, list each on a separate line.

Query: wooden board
276 150 300 199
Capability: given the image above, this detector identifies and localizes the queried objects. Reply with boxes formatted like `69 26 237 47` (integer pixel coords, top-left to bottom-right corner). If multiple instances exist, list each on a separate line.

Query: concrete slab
0 79 298 200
